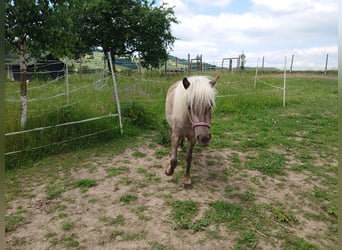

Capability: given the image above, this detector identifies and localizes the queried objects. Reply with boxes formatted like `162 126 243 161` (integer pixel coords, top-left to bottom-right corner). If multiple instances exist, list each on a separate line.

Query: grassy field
5 70 337 249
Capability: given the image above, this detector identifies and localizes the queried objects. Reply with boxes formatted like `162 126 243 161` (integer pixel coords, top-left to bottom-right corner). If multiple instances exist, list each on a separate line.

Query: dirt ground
5 134 337 249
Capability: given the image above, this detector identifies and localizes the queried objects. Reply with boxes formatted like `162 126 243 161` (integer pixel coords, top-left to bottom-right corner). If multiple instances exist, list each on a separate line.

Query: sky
157 0 338 70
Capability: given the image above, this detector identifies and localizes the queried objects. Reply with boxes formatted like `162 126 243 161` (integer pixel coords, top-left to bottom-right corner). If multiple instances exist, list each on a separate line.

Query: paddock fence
5 52 336 159
5 53 122 157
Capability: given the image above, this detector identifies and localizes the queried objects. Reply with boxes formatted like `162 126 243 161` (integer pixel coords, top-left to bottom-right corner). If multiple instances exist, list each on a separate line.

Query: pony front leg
165 135 182 176
184 137 196 189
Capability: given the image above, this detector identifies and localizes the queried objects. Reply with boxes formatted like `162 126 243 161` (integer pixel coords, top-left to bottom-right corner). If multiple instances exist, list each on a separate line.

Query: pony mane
173 76 217 121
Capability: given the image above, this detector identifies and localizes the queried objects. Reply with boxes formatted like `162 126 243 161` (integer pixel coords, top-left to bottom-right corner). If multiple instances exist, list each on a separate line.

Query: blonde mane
172 76 216 121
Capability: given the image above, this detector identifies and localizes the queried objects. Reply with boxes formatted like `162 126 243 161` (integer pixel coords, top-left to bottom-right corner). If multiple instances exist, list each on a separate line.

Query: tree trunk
19 36 27 129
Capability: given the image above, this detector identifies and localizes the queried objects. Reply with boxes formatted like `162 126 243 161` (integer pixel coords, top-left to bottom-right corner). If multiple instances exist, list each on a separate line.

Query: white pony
165 76 219 188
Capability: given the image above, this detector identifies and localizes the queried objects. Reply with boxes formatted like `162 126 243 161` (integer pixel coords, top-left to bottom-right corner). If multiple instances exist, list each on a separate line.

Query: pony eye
188 105 191 110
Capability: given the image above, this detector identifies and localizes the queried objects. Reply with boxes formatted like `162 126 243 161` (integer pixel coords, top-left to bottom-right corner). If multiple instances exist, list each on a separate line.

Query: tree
127 1 178 69
81 0 178 70
5 0 76 128
6 0 50 129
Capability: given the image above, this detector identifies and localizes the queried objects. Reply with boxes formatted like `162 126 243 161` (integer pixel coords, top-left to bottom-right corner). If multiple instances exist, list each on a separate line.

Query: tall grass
5 70 337 169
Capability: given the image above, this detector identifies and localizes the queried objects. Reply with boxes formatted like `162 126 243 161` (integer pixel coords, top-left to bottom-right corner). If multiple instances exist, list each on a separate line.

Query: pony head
183 76 219 146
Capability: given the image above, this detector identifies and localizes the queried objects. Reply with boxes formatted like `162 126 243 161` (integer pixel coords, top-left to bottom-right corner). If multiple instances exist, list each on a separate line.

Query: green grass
246 151 286 176
72 179 97 192
106 166 129 177
5 213 26 232
169 200 199 230
45 183 64 200
119 194 138 204
61 221 75 231
121 230 148 241
234 230 257 250
168 199 244 233
99 214 125 226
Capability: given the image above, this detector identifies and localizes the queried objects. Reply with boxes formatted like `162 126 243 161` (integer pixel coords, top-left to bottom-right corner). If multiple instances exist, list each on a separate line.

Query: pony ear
183 77 190 89
209 76 219 87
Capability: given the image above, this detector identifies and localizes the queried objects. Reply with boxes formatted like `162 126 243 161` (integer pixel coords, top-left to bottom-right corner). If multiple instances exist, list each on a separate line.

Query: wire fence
4 54 304 157
5 56 122 156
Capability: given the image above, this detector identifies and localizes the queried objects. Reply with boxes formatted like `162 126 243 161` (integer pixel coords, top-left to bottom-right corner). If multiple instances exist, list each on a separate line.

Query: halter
188 112 211 129
192 121 211 129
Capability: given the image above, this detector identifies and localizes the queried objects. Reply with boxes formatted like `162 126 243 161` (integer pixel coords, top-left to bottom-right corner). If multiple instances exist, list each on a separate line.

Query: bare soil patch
5 138 337 249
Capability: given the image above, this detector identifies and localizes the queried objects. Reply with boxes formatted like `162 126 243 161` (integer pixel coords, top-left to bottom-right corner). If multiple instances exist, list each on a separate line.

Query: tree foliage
5 0 178 68
80 0 178 68
5 0 74 59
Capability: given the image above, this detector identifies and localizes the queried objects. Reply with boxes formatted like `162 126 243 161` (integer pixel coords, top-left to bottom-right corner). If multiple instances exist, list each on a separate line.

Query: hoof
165 167 174 176
184 183 193 189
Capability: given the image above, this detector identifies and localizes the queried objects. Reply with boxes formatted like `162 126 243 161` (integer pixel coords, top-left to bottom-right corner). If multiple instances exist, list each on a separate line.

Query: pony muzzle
192 122 212 146
197 133 211 146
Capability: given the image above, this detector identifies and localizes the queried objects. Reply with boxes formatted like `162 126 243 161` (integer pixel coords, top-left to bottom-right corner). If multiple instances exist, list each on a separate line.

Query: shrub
122 102 155 129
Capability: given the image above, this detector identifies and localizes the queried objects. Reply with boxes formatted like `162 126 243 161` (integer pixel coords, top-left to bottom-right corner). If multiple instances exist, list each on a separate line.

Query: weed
118 176 134 185
234 230 257 250
205 200 243 224
45 183 64 200
205 230 223 239
119 194 138 204
283 236 319 250
61 234 79 247
45 231 58 246
155 148 169 159
122 101 156 129
169 200 199 230
99 214 125 226
238 191 256 202
122 230 148 241
268 205 298 225
73 179 97 192
136 167 148 174
57 212 68 219
150 241 175 250
132 151 146 158
5 213 26 232
155 121 171 145
109 230 124 241
106 166 129 177
61 221 75 231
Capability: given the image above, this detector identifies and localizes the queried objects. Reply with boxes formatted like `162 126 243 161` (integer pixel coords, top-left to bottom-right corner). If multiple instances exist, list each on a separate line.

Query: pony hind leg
177 137 184 151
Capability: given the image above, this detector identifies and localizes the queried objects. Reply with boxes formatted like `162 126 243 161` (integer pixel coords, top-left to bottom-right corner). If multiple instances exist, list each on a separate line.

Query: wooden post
108 52 123 134
200 54 203 71
261 56 265 73
290 54 294 73
66 62 69 105
283 56 287 107
254 58 259 89
188 53 191 73
19 36 27 129
324 54 328 74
